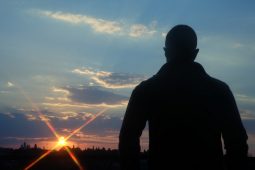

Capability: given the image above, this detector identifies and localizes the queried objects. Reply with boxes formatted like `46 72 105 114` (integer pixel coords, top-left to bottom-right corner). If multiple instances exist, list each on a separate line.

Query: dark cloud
72 68 146 89
46 112 123 134
0 110 123 141
96 72 146 88
0 112 52 138
65 86 128 105
243 119 255 134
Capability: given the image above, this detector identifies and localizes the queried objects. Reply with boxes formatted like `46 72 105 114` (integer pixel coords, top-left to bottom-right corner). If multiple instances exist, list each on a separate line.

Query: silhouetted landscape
0 143 148 170
0 143 255 170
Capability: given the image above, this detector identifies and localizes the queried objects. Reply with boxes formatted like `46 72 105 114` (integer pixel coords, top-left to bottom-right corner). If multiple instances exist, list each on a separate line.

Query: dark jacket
119 62 248 170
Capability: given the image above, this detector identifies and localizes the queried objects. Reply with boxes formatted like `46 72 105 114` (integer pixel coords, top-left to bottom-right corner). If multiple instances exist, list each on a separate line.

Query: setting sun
58 137 67 146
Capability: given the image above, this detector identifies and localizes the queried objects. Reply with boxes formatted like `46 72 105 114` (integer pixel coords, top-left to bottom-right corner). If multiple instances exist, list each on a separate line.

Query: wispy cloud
4 136 51 141
2 112 15 118
39 10 122 34
64 129 148 149
232 43 244 49
0 111 125 149
0 91 10 94
236 94 255 104
37 10 156 38
42 86 128 113
7 82 14 87
129 24 156 37
240 110 255 120
72 68 146 89
53 87 70 96
161 32 167 37
65 86 128 105
25 113 37 121
42 102 126 109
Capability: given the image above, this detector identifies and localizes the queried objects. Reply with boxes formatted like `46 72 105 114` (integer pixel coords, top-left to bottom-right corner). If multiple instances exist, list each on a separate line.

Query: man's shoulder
132 75 158 94
137 75 158 88
133 70 231 95
206 75 230 92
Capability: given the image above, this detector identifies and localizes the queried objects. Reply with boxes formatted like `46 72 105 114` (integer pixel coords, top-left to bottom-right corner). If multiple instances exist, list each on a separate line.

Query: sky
0 0 255 154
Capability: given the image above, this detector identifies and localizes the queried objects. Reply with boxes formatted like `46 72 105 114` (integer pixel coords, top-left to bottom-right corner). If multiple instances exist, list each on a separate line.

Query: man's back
119 25 248 170
146 61 247 169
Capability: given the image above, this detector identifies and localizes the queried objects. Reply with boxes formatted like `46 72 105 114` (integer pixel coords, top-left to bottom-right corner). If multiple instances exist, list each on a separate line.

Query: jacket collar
157 61 207 77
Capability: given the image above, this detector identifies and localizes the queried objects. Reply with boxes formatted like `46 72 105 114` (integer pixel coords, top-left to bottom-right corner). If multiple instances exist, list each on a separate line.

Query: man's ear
191 49 199 61
164 48 172 62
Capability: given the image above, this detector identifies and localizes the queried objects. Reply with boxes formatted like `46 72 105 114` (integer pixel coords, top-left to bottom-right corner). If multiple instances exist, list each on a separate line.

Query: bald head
164 25 199 63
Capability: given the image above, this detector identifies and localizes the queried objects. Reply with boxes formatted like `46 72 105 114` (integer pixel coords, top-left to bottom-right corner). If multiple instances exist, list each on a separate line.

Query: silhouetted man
119 25 248 170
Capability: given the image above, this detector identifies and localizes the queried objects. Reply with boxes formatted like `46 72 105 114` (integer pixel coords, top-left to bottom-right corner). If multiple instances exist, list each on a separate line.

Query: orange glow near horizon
24 109 108 169
17 85 108 170
24 109 107 170
23 108 107 170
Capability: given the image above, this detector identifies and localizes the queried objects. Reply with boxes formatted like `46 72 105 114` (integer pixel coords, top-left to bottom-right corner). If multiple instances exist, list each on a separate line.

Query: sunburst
17 85 108 170
57 136 67 146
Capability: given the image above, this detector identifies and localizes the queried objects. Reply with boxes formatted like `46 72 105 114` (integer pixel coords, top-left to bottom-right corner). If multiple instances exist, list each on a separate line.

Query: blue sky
0 0 255 154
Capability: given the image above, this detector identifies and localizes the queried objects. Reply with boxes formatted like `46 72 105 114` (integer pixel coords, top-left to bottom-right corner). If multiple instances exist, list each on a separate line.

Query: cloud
70 129 148 150
0 136 54 149
0 110 114 135
7 82 14 87
0 111 124 149
39 10 122 34
42 86 128 112
236 94 255 104
66 86 128 105
240 109 255 120
0 112 50 138
3 136 51 142
232 43 244 49
37 10 156 38
72 68 146 89
25 113 37 121
2 112 15 118
57 117 148 149
129 24 156 37
0 82 14 94
0 91 10 94
53 87 70 96
42 102 126 110
161 32 167 37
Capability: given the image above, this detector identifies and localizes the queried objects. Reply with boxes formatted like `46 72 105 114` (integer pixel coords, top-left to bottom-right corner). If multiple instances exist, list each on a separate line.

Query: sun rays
24 108 107 170
16 85 108 170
